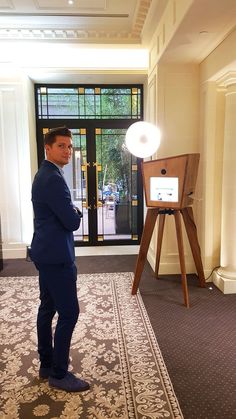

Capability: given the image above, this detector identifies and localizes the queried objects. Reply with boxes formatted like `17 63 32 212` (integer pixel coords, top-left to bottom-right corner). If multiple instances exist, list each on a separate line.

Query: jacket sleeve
44 173 81 231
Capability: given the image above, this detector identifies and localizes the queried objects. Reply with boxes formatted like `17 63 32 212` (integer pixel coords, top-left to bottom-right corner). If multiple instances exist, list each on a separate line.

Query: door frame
35 83 144 246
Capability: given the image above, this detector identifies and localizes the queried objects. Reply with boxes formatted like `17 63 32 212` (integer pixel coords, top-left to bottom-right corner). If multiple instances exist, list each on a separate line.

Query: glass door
39 124 142 246
62 128 90 243
95 127 141 243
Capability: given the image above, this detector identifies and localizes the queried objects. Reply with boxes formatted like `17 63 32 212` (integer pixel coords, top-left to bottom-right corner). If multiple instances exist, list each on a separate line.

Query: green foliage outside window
37 87 141 119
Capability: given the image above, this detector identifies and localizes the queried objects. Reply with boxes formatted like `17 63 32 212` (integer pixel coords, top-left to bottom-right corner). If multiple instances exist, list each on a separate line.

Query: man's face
45 135 73 167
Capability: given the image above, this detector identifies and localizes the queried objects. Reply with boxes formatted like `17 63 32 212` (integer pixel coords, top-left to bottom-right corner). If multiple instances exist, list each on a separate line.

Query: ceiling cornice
216 71 236 88
0 0 152 44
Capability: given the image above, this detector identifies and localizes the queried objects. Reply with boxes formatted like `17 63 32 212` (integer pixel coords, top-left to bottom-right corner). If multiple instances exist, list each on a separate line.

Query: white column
213 77 236 293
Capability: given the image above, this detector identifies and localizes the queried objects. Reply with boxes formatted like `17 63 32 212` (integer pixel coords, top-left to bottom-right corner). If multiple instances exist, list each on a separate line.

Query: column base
212 267 236 294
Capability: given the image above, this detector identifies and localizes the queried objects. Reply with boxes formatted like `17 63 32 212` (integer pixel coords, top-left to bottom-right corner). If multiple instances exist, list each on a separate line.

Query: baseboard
212 270 236 294
147 246 196 275
75 245 140 256
3 247 27 259
3 245 140 259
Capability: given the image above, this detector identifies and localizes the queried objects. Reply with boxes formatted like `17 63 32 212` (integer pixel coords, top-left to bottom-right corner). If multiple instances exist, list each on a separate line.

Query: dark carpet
1 255 236 419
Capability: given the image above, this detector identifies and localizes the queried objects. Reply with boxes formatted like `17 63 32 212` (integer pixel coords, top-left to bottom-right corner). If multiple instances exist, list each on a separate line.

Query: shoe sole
49 383 90 393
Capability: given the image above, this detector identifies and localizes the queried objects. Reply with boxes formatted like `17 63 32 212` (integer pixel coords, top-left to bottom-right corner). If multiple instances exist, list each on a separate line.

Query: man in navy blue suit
30 127 90 392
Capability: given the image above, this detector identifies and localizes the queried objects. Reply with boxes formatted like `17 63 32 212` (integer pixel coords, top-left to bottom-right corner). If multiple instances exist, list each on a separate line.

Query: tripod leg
174 210 190 308
181 207 205 287
132 208 159 295
155 213 166 278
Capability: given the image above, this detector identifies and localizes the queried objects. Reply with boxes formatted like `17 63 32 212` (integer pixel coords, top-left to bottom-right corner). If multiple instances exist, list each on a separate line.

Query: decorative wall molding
0 28 137 42
216 71 236 88
34 0 107 10
147 71 157 123
0 0 152 43
0 0 13 10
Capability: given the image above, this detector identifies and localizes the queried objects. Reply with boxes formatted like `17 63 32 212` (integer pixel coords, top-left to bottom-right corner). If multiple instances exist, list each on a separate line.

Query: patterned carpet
0 273 183 419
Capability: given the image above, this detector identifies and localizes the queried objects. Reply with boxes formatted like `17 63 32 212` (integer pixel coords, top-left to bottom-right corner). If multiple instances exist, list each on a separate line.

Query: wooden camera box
142 153 200 209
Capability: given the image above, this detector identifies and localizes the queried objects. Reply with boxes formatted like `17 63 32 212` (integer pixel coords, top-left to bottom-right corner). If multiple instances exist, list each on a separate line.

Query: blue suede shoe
48 372 90 392
39 367 51 379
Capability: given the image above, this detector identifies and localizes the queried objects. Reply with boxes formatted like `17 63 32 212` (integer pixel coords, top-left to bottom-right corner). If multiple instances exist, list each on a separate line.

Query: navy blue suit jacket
30 160 81 265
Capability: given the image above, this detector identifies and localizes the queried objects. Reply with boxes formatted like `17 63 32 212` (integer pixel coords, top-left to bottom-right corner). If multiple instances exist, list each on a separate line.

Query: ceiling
0 0 236 83
160 0 236 64
0 0 165 44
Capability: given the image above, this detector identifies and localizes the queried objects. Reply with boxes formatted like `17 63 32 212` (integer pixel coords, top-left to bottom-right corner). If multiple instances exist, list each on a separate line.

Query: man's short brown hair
44 127 72 146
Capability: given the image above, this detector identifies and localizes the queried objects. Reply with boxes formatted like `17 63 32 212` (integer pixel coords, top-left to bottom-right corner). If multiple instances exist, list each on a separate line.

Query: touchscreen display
150 177 178 202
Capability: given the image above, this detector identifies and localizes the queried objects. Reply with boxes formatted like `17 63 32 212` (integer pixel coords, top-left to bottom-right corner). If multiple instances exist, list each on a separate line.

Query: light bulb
125 121 161 158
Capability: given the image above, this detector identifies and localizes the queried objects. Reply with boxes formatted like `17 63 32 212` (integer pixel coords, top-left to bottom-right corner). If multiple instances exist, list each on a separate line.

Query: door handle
93 162 102 209
82 162 91 210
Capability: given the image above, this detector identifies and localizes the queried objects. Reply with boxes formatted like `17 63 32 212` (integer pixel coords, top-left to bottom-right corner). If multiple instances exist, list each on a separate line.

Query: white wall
1 11 235 272
146 63 200 274
199 28 236 289
144 4 236 280
0 62 148 259
0 67 36 258
197 81 225 277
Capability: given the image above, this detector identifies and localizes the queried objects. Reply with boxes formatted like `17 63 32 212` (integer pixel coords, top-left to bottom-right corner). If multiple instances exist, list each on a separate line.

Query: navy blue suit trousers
36 262 79 378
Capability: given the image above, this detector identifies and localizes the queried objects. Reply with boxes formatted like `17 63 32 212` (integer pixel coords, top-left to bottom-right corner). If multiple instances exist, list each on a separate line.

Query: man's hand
74 206 83 218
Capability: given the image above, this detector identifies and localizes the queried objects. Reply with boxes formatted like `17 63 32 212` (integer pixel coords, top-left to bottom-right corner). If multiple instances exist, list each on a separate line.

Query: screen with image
150 177 178 202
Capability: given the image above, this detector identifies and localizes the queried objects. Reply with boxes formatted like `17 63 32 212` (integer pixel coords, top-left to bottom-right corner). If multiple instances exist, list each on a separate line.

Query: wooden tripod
131 206 205 308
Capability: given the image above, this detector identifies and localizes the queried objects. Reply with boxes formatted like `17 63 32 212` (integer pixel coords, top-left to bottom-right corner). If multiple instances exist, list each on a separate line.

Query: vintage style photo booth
132 153 205 307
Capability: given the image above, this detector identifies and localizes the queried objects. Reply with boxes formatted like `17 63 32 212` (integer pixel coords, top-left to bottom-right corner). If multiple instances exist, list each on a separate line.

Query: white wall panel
0 78 34 258
147 71 157 123
146 63 199 274
0 87 22 243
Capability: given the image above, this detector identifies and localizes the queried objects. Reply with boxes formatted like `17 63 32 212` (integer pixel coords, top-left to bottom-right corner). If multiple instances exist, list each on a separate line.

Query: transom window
36 86 142 119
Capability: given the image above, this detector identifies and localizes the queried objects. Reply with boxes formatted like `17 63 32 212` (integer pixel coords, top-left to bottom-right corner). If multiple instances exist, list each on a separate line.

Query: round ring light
125 121 161 158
